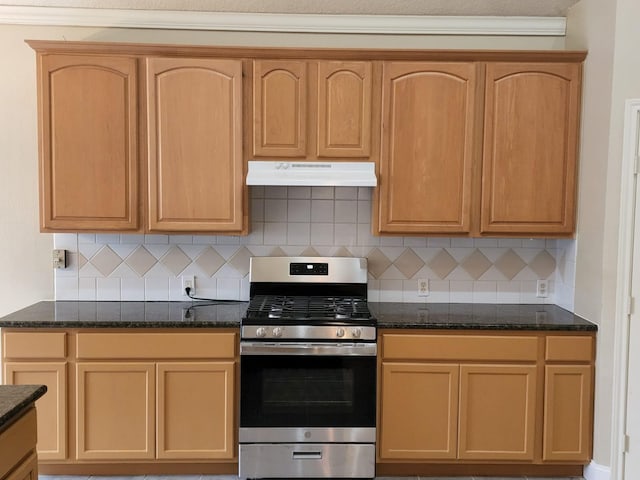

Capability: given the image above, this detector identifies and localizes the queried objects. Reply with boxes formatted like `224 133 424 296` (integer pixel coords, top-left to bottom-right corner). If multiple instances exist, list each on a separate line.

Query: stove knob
273 327 283 338
352 328 362 339
336 328 345 338
256 327 267 338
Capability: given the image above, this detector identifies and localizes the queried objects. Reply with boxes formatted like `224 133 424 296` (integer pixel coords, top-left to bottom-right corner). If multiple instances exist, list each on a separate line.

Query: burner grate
246 295 372 321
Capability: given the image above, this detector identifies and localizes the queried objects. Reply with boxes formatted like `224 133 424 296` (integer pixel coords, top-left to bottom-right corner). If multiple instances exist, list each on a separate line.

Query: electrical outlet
536 279 549 298
418 278 429 297
182 275 195 296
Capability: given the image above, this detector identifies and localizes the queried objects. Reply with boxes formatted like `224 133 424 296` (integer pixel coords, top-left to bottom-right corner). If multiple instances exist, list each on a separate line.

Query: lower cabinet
76 362 155 460
157 361 235 459
378 331 595 469
1 329 239 467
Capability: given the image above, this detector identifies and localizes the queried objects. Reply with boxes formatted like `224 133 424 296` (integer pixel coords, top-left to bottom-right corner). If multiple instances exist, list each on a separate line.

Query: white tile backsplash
54 187 576 305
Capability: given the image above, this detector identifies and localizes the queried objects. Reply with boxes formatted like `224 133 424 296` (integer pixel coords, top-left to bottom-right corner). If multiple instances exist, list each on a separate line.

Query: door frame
612 98 640 480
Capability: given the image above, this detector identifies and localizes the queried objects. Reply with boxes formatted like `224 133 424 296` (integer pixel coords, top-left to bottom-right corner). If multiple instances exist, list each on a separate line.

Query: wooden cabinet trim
26 41 587 62
3 332 67 359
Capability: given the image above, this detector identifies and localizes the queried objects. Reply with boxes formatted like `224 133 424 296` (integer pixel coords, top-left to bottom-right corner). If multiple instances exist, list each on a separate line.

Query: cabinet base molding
376 462 583 477
38 462 237 476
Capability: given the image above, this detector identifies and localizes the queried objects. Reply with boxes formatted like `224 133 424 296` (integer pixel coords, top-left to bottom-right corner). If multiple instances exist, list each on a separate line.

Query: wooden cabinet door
253 60 307 157
377 62 478 234
146 57 244 233
5 452 38 480
4 362 67 460
157 361 235 460
379 362 459 460
317 61 372 158
76 362 155 460
458 364 537 461
543 364 593 462
481 62 581 235
38 54 139 231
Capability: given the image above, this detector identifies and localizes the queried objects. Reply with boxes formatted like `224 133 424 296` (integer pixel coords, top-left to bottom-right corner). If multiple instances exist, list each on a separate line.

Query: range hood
246 161 377 187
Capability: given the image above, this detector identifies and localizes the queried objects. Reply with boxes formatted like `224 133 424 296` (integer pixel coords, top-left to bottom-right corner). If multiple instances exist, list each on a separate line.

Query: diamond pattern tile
228 246 252 277
494 249 527 280
428 249 458 279
529 250 557 279
332 246 352 257
269 246 287 256
160 246 191 276
125 246 158 277
78 253 87 269
301 246 320 256
90 246 123 277
367 248 393 279
393 248 425 279
460 249 492 280
194 247 225 277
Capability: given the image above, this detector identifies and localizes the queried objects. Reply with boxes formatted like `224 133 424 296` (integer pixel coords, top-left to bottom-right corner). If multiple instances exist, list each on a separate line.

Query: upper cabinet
252 59 376 160
481 62 582 235
29 42 585 236
376 62 479 235
146 57 245 233
37 54 139 232
375 58 583 237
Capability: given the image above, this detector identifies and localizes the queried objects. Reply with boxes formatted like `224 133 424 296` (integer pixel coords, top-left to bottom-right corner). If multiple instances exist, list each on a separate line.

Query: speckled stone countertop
0 301 246 328
371 303 597 331
0 385 47 431
0 301 596 331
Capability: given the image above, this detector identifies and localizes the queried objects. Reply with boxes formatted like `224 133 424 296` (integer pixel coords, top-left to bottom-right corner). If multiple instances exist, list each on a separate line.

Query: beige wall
567 0 640 468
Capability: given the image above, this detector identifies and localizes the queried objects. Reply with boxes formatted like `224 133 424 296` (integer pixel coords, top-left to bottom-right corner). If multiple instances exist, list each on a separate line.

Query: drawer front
382 334 539 362
76 332 237 359
545 335 594 362
3 332 67 359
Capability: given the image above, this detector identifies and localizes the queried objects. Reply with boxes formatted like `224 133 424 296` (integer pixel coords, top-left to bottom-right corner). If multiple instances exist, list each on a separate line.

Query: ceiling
0 0 581 16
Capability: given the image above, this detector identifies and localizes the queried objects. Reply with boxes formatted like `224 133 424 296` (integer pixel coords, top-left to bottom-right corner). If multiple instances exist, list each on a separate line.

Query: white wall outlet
536 279 549 298
418 278 429 297
182 275 195 297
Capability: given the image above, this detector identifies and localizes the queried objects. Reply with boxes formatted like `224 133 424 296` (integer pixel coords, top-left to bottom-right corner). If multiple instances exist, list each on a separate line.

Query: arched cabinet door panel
481 62 582 235
146 57 244 233
38 54 139 231
377 62 478 234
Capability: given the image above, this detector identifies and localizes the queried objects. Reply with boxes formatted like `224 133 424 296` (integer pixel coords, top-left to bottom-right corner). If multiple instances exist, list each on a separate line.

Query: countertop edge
0 385 47 431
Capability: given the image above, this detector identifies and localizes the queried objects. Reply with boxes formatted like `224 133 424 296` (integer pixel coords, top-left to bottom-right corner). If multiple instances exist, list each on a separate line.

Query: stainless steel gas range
239 256 377 479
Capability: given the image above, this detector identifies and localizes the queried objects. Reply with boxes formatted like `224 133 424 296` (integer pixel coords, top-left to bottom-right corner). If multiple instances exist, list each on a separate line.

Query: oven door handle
240 342 377 356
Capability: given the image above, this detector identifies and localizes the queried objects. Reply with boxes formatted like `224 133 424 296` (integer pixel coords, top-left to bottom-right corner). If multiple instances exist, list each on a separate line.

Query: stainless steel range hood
246 161 377 187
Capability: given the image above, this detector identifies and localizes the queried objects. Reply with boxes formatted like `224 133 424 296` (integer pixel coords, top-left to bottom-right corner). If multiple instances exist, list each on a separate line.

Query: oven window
240 355 375 428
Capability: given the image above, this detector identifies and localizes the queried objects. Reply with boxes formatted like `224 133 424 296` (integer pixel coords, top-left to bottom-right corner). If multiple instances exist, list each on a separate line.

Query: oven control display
290 262 329 275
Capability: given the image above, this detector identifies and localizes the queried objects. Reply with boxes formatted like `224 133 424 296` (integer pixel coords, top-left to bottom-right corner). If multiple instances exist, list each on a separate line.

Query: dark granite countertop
0 301 596 331
0 385 47 431
371 303 597 331
0 301 245 328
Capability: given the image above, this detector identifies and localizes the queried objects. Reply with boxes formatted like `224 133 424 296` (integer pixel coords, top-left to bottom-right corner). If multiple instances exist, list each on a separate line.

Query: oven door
239 342 376 444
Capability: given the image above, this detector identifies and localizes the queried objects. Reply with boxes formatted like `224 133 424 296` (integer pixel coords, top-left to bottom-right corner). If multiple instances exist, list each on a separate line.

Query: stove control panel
241 325 376 341
290 262 329 275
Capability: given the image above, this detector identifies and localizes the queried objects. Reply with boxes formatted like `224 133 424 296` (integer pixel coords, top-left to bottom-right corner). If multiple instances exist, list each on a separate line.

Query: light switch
53 249 67 269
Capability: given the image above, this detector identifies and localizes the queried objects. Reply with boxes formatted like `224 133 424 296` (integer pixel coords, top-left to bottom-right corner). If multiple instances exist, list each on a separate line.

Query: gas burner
245 295 373 323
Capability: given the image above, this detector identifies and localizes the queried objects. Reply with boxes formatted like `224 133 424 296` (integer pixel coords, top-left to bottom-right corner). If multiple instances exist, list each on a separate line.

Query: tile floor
39 476 586 480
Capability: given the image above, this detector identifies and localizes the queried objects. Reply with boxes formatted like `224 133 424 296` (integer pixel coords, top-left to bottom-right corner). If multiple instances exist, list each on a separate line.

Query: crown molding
0 6 566 36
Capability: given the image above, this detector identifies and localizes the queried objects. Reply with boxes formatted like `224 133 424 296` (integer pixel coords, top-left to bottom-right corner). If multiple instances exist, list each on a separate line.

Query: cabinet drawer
382 334 538 362
3 332 67 359
76 332 237 360
545 336 594 362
